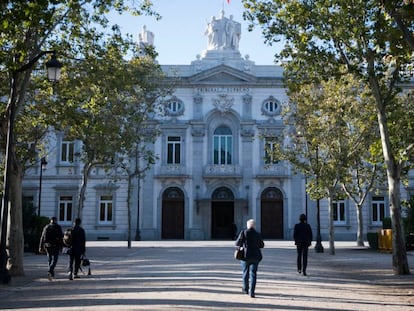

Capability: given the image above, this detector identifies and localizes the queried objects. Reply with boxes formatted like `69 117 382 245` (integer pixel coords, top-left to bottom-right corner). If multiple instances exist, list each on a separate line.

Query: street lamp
45 53 62 81
0 51 62 284
37 157 48 217
314 146 324 253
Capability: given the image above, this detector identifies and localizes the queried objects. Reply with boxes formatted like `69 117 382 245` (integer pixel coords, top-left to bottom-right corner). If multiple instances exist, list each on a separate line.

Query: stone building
23 11 396 241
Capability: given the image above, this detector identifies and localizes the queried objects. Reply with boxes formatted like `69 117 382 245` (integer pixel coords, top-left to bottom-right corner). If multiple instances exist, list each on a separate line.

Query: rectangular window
213 136 232 164
265 140 278 164
372 196 385 224
167 136 181 164
61 141 74 163
333 200 346 224
59 196 73 224
99 195 113 224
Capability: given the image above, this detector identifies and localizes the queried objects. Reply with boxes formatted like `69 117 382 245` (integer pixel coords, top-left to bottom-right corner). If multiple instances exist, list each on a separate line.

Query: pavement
0 241 414 311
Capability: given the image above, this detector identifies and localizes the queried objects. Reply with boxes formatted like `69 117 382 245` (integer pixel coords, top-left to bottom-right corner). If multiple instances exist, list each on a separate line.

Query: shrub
382 217 392 229
23 201 49 253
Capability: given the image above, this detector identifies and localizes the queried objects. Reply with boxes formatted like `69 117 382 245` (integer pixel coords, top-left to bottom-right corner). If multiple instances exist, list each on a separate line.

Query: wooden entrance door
162 187 184 239
261 187 284 239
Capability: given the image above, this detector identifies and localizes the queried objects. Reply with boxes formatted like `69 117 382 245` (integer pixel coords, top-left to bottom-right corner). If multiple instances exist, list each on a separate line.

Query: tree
53 35 170 218
0 0 159 278
280 73 378 254
341 161 384 247
117 130 158 248
243 0 414 274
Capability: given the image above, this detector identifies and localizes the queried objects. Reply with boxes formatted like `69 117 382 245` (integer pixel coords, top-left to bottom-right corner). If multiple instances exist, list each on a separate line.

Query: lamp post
314 146 324 253
37 157 48 217
135 173 141 241
0 51 62 284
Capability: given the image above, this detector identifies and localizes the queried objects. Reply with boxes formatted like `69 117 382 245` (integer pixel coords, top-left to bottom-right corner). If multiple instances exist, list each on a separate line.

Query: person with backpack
66 218 86 280
39 217 64 281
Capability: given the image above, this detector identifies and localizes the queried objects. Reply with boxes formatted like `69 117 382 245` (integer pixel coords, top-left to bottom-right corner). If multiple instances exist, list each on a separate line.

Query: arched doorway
211 187 234 239
261 187 284 239
162 187 184 239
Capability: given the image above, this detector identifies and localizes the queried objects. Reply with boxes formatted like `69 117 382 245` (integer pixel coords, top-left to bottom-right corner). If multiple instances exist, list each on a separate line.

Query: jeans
68 252 82 275
241 260 259 296
296 245 309 272
46 247 59 276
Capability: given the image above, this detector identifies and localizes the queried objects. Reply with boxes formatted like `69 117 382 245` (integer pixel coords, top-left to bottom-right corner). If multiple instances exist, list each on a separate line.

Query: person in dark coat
67 218 86 280
235 219 264 298
293 213 313 276
39 216 63 281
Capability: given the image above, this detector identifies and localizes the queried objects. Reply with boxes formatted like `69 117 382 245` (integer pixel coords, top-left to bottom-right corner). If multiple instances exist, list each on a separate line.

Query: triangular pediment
188 65 256 84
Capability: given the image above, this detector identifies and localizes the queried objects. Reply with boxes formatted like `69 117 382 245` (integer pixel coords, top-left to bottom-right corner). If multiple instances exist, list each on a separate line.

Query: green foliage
243 0 413 272
243 0 414 170
276 71 381 202
1 0 160 173
0 0 165 269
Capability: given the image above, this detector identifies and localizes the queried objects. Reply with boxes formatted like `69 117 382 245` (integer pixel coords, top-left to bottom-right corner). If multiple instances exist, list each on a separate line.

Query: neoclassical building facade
23 12 397 241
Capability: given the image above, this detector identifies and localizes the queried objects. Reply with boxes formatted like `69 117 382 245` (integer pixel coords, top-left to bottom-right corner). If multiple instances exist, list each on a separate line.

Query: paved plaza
0 241 413 310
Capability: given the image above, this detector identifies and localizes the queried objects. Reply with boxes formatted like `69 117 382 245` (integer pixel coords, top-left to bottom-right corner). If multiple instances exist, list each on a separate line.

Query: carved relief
191 126 205 137
240 126 254 137
212 94 234 114
193 94 203 105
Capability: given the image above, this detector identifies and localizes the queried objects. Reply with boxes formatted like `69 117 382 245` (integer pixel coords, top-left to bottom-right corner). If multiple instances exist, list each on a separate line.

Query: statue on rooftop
204 11 241 51
138 25 154 48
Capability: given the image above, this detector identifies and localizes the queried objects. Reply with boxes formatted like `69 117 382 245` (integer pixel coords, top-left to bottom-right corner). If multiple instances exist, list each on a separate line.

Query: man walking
39 217 63 281
235 219 264 298
67 218 86 280
294 213 313 276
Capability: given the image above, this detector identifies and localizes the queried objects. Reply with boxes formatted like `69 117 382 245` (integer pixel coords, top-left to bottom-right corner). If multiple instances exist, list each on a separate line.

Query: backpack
63 228 73 247
44 223 60 247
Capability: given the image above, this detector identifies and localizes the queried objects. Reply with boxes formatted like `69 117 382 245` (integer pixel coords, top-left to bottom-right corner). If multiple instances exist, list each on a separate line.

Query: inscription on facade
196 87 250 93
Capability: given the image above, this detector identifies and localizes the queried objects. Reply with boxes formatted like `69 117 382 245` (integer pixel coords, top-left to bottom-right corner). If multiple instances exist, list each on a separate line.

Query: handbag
234 230 246 260
81 255 91 275
234 246 245 260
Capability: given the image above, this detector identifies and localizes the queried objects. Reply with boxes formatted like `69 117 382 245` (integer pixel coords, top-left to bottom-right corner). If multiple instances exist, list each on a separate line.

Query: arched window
213 126 232 164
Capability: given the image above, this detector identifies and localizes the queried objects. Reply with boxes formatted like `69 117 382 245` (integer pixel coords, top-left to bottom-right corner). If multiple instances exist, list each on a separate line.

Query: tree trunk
368 55 410 274
375 107 410 274
356 203 365 247
7 158 24 276
127 175 132 249
77 162 92 218
327 192 335 255
388 167 410 274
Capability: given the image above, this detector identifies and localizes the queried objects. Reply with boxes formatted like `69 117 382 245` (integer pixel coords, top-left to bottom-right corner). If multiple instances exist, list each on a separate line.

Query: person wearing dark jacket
235 219 264 298
39 217 63 281
293 213 313 276
67 218 86 280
